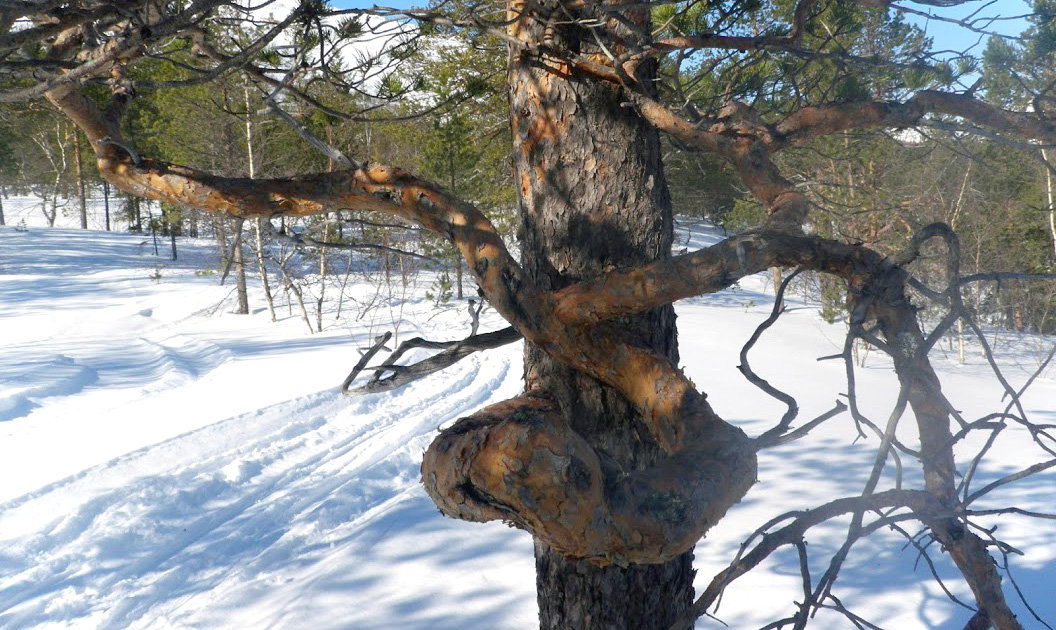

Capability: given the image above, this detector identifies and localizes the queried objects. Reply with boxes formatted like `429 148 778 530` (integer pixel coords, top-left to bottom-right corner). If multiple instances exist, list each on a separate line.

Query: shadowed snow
1 217 1053 629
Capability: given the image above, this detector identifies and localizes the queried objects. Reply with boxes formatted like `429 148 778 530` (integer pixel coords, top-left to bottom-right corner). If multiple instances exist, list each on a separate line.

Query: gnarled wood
551 231 869 326
504 2 753 625
422 390 754 565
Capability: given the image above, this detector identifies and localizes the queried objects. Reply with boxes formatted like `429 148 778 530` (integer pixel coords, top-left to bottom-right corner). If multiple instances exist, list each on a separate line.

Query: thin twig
745 268 803 444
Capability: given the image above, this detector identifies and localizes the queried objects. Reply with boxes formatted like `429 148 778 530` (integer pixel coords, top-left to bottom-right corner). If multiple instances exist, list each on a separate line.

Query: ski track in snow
0 332 236 422
1 216 528 628
1 210 1054 629
0 329 519 628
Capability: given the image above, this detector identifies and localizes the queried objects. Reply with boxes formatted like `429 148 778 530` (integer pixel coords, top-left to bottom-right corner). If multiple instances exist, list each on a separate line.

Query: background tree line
0 9 515 327
1 2 1053 336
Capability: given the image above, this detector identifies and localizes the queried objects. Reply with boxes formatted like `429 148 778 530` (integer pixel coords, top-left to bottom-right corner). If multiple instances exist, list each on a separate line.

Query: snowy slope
1 220 1053 629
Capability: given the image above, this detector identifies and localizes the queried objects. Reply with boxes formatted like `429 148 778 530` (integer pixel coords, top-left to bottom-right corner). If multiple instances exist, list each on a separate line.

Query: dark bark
535 539 696 629
74 128 87 229
507 3 691 627
102 180 110 230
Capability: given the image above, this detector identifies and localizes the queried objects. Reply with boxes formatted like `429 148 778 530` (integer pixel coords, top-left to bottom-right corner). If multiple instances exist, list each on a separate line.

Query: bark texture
535 539 696 630
507 3 690 626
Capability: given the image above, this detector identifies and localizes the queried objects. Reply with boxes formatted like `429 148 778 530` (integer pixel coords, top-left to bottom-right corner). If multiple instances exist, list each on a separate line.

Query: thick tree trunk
507 3 692 627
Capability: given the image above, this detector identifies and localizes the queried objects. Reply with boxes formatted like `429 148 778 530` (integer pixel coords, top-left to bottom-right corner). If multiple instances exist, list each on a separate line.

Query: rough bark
868 234 1022 629
535 539 696 630
507 3 690 626
74 129 87 229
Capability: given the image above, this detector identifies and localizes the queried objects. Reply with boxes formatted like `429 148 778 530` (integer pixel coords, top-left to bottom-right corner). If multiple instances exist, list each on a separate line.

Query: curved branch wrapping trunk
494 3 753 627
46 54 759 592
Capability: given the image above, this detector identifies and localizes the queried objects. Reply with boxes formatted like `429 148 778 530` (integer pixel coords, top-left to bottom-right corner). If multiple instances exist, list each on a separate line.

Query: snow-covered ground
1 202 1054 628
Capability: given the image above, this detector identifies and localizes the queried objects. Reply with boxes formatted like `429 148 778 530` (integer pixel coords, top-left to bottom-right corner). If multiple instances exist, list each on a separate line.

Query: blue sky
905 0 1033 55
328 0 1035 55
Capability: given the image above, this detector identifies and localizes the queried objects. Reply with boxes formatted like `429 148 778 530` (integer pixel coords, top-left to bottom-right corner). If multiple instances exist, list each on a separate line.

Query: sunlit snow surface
1 197 1054 628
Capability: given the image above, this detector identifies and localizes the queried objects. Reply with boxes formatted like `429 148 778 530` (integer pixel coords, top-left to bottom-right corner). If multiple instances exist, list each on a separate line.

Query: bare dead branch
891 3 1030 41
965 459 1056 505
886 519 977 613
270 223 435 261
815 594 885 630
339 331 393 392
670 489 944 630
757 401 847 448
792 539 812 630
967 507 1056 520
985 530 1056 630
810 384 912 609
342 324 522 395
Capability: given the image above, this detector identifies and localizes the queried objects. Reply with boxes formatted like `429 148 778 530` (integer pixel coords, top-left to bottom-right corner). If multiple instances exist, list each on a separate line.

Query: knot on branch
421 393 757 567
715 100 771 142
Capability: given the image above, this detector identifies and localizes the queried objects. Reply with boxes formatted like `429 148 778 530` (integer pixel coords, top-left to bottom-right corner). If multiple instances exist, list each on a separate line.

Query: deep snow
1 198 1054 629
